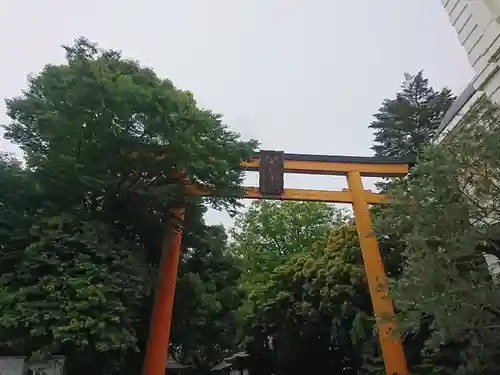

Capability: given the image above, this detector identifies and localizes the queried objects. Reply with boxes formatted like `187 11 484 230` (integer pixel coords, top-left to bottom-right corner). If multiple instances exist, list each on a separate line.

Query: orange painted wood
185 185 389 204
143 208 185 375
242 158 409 177
347 171 408 375
243 187 387 204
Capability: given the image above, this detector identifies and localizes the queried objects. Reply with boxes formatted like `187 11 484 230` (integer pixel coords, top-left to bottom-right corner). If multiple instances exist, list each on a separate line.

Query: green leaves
229 201 381 374
243 225 379 375
171 225 244 369
0 37 257 374
231 200 347 278
376 101 500 374
0 213 149 371
3 37 258 216
370 71 454 158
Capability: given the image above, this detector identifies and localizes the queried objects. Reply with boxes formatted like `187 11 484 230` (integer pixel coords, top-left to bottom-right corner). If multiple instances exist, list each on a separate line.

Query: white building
438 0 500 276
436 0 500 141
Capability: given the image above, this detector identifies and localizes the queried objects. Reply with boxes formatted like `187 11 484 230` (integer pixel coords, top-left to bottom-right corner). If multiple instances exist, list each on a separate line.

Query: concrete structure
0 357 25 375
437 0 500 141
0 356 65 375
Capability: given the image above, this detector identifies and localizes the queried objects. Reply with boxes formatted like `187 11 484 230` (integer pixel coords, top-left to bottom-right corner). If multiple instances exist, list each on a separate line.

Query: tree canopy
228 202 381 374
244 225 380 375
171 225 244 370
0 37 257 374
4 36 500 375
376 102 500 374
230 201 347 298
370 71 454 158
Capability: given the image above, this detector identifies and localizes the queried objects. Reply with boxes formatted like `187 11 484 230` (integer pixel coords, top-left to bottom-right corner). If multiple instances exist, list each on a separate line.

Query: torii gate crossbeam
142 151 412 375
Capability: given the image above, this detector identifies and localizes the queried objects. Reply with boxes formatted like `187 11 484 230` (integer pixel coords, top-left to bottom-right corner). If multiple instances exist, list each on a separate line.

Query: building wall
439 1 500 277
441 0 500 75
438 0 500 138
441 0 500 115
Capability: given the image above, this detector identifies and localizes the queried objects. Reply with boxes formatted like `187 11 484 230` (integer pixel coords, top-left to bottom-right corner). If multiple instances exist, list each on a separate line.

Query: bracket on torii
143 150 412 375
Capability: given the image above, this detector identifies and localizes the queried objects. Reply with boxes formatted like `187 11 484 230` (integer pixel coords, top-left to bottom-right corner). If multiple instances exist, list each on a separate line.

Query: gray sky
1 0 474 227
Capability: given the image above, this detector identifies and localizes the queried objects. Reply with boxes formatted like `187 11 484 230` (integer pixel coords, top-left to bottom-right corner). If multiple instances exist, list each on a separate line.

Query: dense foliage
377 102 500 374
0 38 257 374
230 201 347 294
172 225 244 370
243 225 379 375
3 37 500 375
370 71 454 158
228 202 382 374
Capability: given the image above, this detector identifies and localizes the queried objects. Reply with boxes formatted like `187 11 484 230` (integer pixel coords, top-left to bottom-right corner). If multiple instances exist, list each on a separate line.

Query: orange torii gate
142 151 411 375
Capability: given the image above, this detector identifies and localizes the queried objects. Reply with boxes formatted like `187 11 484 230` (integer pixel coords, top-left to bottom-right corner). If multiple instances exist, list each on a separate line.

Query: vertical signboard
259 150 284 196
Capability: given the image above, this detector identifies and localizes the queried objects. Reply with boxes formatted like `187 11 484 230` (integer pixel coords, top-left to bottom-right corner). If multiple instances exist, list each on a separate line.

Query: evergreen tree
370 71 455 158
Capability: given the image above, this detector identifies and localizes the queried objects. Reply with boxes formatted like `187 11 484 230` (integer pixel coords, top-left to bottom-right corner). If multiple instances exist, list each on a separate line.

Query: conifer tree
370 71 455 158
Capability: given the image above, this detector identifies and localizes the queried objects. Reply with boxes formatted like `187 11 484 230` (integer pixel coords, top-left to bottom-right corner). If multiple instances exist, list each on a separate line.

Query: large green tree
244 225 380 375
0 153 38 263
230 200 348 318
376 102 500 374
171 225 244 370
370 71 454 158
0 213 150 373
0 37 257 374
231 201 347 277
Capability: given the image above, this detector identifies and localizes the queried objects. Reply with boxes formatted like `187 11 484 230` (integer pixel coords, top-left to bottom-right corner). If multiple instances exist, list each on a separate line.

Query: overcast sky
1 0 474 227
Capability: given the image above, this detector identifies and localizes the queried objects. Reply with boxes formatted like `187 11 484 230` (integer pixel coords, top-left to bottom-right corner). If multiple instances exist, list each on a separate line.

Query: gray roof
435 83 476 138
